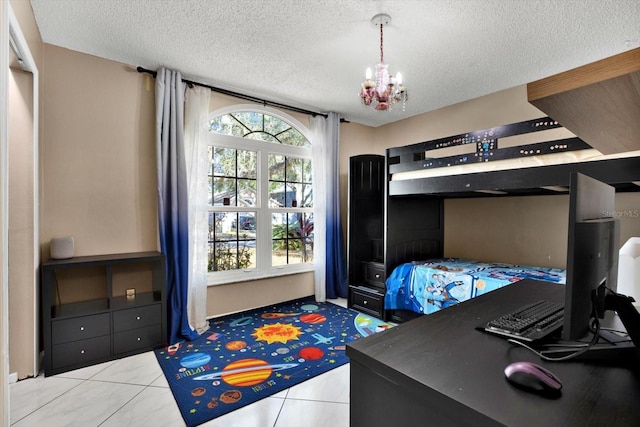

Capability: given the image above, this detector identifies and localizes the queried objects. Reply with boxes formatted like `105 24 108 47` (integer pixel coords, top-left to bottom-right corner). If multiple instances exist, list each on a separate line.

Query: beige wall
207 273 314 317
8 63 35 379
445 195 569 268
41 45 158 257
445 192 640 269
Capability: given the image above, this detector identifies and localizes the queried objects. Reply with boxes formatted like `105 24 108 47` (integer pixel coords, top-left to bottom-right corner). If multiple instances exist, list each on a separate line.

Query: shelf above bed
527 47 640 155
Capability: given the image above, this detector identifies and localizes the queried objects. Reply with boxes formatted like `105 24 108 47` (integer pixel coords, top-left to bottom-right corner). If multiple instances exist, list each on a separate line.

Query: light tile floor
10 298 351 427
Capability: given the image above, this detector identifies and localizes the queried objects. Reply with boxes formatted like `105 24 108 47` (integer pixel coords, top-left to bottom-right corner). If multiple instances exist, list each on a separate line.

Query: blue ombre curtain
155 67 198 344
310 112 348 300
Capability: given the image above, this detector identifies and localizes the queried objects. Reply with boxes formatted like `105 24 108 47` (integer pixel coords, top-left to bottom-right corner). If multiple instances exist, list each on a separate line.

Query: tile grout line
10 376 89 425
283 396 350 405
96 384 154 427
272 393 288 427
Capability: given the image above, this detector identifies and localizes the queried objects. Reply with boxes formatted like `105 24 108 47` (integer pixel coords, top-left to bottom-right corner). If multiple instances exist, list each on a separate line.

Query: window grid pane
209 212 256 272
210 147 257 207
269 154 285 181
270 213 314 266
268 154 312 209
237 150 257 179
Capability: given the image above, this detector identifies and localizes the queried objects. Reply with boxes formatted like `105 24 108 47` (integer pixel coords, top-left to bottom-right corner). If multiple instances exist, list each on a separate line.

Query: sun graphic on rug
252 322 303 344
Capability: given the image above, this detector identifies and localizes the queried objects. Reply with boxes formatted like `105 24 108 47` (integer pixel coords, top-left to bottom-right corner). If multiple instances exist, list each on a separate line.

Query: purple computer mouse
504 361 562 396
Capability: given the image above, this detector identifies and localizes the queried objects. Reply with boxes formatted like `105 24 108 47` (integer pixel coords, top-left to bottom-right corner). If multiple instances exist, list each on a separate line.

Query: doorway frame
8 0 40 379
2 1 40 423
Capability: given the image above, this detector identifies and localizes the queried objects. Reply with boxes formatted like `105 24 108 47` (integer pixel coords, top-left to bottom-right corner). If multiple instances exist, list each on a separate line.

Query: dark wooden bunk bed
349 47 640 323
383 119 640 323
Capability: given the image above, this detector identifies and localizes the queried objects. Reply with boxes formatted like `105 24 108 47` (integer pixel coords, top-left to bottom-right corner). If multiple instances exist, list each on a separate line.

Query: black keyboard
483 300 564 342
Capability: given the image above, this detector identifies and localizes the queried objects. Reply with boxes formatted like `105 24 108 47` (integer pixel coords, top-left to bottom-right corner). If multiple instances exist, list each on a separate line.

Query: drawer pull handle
137 337 141 341
136 316 141 320
80 326 85 331
364 300 368 305
80 350 85 354
375 274 380 278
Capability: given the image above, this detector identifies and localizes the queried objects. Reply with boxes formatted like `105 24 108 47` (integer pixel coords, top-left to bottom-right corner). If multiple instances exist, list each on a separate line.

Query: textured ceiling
29 0 640 127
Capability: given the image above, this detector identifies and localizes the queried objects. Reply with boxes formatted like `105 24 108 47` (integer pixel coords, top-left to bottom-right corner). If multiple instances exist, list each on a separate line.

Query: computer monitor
562 172 619 341
561 172 640 361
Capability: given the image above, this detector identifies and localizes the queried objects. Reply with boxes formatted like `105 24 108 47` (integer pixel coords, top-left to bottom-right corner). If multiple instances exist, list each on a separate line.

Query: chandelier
359 13 408 111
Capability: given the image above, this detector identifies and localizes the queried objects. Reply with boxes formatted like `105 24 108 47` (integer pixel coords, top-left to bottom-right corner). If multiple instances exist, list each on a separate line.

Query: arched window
207 106 314 284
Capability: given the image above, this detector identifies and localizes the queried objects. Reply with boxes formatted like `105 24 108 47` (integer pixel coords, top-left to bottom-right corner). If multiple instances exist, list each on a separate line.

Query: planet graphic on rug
180 353 212 369
299 346 324 360
261 312 300 319
299 313 326 324
225 340 247 351
193 358 299 385
354 313 391 337
300 304 319 311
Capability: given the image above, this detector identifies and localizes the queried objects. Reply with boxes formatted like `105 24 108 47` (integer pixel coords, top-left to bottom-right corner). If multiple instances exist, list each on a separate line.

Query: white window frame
207 105 314 286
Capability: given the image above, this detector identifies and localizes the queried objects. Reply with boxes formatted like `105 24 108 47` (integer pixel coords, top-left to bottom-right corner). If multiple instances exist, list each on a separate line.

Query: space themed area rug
154 296 392 426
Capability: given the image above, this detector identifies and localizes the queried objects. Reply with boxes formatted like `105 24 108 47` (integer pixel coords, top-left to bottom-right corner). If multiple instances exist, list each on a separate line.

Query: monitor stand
605 291 640 346
543 291 640 362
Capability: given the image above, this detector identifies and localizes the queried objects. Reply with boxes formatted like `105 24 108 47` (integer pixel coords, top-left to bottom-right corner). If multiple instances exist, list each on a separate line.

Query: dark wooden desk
346 280 640 427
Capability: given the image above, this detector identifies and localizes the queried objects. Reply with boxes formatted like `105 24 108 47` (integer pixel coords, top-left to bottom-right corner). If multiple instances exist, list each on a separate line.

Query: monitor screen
563 172 620 341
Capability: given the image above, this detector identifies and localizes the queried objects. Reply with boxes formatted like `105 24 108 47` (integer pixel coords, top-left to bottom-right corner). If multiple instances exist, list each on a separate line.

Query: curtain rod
137 66 328 118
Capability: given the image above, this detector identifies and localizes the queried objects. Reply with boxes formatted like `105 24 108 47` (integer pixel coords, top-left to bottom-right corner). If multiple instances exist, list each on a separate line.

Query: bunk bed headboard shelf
387 111 640 198
388 156 640 198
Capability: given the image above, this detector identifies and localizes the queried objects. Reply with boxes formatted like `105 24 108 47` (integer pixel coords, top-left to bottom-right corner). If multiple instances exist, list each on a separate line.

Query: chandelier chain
379 22 384 63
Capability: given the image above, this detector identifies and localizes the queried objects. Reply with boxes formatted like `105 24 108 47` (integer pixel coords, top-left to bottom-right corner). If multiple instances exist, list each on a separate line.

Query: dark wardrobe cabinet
347 155 385 319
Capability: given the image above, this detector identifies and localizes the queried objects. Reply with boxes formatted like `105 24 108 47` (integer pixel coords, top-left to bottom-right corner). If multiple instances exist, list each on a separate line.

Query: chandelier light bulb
358 13 408 112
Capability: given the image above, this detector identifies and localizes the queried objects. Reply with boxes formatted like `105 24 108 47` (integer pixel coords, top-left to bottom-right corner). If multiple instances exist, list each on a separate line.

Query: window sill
207 264 315 286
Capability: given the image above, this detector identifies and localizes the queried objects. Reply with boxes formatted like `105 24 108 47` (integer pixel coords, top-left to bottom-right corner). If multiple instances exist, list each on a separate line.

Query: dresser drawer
363 262 385 287
113 304 161 333
52 313 111 344
350 286 384 319
52 335 111 369
113 324 162 354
